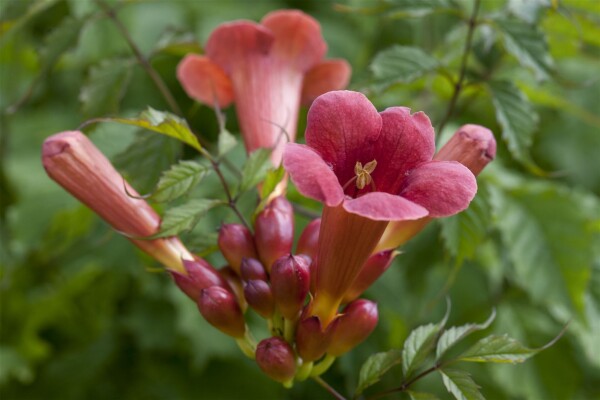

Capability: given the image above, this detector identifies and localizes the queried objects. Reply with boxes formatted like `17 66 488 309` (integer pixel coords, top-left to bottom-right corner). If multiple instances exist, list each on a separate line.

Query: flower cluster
41 8 497 389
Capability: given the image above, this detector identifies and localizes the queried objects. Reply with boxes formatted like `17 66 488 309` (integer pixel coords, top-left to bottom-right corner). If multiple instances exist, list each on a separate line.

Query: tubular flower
177 9 351 166
42 131 193 273
376 124 496 251
283 91 477 326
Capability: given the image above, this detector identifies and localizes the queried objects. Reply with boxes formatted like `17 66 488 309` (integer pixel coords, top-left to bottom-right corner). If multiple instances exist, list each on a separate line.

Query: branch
436 0 481 135
313 376 347 400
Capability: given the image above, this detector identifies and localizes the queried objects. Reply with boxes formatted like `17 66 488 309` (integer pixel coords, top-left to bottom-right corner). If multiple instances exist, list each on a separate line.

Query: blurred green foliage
1 0 599 399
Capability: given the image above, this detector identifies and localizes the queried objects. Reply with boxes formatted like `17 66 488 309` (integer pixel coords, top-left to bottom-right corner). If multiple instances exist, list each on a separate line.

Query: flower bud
198 286 245 338
342 250 399 303
254 196 294 271
295 316 338 362
169 258 229 301
244 280 275 319
255 337 296 383
219 266 247 312
435 124 497 175
240 257 268 282
296 219 320 260
218 224 258 274
42 131 193 272
271 255 310 320
327 299 378 356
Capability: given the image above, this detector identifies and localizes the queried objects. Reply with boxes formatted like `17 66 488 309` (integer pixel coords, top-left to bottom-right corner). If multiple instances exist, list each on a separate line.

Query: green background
1 0 599 399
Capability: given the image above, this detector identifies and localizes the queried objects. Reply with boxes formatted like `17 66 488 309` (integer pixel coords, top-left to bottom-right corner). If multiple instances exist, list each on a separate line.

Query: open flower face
283 90 477 325
177 10 351 166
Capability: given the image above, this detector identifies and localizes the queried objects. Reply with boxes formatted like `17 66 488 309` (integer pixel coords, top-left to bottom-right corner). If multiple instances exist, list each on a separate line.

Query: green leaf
440 186 491 263
152 199 222 238
150 160 209 203
496 18 554 81
458 334 541 364
355 349 402 395
0 0 61 43
402 301 450 376
386 0 455 18
439 369 485 400
152 30 203 57
112 107 202 152
408 391 441 400
490 182 594 313
436 309 496 360
186 232 219 257
218 129 237 157
487 80 539 168
114 133 180 193
80 59 133 118
370 45 439 90
239 148 272 194
260 165 286 200
39 16 85 74
508 0 550 24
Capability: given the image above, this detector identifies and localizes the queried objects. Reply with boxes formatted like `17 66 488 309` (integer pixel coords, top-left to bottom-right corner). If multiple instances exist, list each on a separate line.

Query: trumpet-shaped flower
177 10 351 166
42 131 193 273
283 91 477 325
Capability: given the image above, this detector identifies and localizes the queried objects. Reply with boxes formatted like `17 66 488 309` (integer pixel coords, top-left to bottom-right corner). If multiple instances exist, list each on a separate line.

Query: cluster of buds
170 195 382 385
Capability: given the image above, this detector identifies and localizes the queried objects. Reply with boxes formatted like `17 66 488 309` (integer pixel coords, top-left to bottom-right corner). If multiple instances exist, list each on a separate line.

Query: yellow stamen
354 160 377 190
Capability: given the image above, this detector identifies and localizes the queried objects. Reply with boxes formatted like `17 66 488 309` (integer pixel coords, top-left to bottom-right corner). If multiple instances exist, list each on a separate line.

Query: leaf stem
436 0 481 135
312 376 347 400
95 0 183 116
366 363 442 400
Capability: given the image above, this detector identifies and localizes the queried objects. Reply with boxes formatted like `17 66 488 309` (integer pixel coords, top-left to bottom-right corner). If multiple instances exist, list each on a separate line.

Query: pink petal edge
301 59 352 105
343 192 429 221
176 55 234 108
283 143 344 207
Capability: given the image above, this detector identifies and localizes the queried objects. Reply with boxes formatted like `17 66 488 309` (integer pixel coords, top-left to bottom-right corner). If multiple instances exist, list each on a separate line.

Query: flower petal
301 59 351 105
261 10 327 72
283 143 344 207
399 161 477 217
343 192 428 221
305 90 382 188
205 21 274 75
176 55 234 108
369 107 435 193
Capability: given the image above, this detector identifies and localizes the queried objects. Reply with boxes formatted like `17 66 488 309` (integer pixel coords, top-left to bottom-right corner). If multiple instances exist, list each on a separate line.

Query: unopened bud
240 257 268 282
327 299 378 356
296 316 338 362
271 255 310 320
244 280 275 319
170 258 229 301
218 224 258 274
254 196 294 271
342 250 399 303
435 124 496 175
198 286 245 338
220 266 247 312
296 219 320 260
255 337 296 383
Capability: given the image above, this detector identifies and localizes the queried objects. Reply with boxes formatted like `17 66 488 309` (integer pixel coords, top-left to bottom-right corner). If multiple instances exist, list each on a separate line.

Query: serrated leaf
152 199 222 238
239 148 272 193
112 107 202 152
490 182 593 313
439 369 485 400
260 165 286 200
370 45 439 91
408 391 441 400
218 129 237 157
114 133 180 193
402 301 451 376
80 59 133 118
355 349 402 395
440 187 491 263
497 18 554 81
436 309 496 359
150 160 209 203
458 334 541 363
488 80 539 168
386 0 455 18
